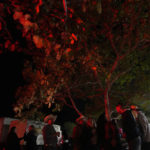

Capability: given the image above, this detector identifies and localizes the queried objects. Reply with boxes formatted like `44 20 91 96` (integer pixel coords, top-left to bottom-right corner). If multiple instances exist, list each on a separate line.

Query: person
116 104 142 150
72 115 87 150
42 115 60 150
24 125 37 150
96 112 107 150
130 105 150 150
83 117 98 150
5 126 24 150
97 112 121 150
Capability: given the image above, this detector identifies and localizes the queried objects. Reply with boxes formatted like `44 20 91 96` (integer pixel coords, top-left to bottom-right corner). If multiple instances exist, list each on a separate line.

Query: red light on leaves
91 66 97 71
36 0 42 14
71 33 77 41
70 39 74 45
70 33 77 45
10 44 15 52
66 48 71 53
48 34 53 38
76 18 83 24
5 40 10 49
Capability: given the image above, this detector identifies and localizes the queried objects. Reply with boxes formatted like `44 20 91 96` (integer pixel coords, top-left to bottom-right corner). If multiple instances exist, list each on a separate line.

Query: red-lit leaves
1 0 149 119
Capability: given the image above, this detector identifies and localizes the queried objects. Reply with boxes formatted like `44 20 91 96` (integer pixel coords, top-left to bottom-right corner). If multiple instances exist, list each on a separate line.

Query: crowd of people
3 104 150 150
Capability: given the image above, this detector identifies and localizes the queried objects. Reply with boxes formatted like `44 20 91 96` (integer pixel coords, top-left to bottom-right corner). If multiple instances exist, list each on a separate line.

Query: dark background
0 52 25 117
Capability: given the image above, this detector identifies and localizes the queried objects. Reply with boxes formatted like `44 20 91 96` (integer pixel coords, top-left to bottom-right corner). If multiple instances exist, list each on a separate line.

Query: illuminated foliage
0 0 150 120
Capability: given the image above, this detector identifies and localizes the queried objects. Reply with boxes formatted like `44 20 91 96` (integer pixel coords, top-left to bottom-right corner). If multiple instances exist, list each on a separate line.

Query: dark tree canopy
0 0 150 120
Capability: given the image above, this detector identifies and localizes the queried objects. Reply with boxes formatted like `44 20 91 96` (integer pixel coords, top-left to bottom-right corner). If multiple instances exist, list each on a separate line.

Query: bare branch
67 88 83 116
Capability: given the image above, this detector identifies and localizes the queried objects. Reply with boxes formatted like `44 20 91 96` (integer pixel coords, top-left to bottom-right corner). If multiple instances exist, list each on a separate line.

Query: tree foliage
0 0 150 120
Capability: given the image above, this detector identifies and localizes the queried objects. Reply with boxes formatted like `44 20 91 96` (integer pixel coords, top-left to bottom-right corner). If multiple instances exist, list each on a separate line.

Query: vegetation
0 0 150 121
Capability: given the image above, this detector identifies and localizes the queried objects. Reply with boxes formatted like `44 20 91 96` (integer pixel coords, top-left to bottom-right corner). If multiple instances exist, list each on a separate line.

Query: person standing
72 115 87 150
5 126 24 150
97 112 121 150
24 125 37 150
131 105 150 150
42 115 60 150
116 104 142 150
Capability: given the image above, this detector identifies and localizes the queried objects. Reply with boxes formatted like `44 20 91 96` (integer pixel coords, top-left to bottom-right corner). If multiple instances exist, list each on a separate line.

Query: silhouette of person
116 104 141 150
42 116 60 150
130 105 150 150
5 126 23 150
24 125 37 150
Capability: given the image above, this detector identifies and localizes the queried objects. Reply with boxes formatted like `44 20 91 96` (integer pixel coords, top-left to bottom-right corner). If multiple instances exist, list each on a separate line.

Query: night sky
0 52 25 117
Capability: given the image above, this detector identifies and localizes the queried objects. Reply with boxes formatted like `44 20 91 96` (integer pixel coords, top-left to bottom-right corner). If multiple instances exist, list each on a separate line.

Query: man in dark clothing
6 126 24 150
116 104 142 150
72 116 87 150
130 105 150 150
42 119 60 150
24 125 37 150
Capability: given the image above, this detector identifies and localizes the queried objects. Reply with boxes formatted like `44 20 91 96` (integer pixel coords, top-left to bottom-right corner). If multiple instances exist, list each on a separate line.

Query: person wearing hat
116 104 142 150
72 115 87 150
42 115 60 150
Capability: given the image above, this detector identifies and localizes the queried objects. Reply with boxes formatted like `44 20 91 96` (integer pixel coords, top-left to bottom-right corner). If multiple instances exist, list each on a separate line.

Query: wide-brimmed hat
76 115 87 124
44 114 57 123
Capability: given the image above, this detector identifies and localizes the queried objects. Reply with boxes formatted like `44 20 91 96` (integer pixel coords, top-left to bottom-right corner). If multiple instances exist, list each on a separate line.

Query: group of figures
71 104 150 150
4 104 150 150
5 125 37 150
4 115 59 150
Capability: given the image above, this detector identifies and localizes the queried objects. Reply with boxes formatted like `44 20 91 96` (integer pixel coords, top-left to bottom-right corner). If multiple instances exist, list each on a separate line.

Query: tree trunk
104 87 111 121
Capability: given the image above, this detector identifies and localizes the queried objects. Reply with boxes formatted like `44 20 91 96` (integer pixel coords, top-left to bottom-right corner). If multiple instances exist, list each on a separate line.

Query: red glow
70 39 74 45
36 0 42 14
5 40 10 49
48 34 53 38
91 66 97 71
10 44 15 52
76 18 83 24
116 105 125 114
82 27 85 32
66 48 71 53
69 14 72 18
130 105 137 110
92 1 97 5
71 33 77 41
63 0 67 16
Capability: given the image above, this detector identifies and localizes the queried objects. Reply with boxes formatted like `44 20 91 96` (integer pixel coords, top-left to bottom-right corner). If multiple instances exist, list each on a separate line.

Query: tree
0 0 150 121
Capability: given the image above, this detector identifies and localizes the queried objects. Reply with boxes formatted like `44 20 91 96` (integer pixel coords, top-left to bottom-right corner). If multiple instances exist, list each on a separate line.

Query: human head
116 104 125 114
28 125 34 131
10 126 16 133
130 105 139 110
47 119 53 125
86 118 96 128
76 115 87 125
44 114 57 124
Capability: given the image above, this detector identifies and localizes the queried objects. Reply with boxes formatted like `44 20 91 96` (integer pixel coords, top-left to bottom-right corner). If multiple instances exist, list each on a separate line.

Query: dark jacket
122 110 141 141
6 131 21 150
137 110 150 142
42 124 58 147
24 130 37 150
